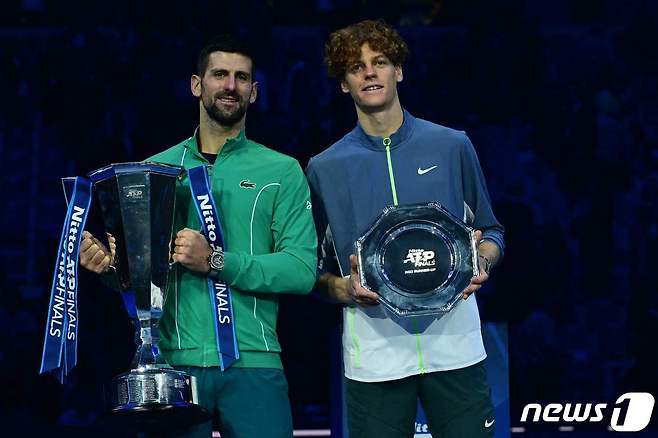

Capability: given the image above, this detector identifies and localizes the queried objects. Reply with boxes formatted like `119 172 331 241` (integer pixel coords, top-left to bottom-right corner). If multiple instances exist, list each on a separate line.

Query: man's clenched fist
172 228 212 273
80 231 116 273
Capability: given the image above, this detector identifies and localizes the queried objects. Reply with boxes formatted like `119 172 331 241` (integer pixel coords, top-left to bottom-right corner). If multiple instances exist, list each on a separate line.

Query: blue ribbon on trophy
37 162 213 431
40 176 93 382
188 165 239 370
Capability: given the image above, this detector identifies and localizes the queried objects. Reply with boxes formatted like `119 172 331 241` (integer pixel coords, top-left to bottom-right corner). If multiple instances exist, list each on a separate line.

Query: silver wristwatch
208 246 224 279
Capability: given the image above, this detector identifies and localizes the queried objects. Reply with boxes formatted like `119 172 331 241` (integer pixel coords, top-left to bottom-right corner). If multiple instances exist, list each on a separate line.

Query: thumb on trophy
349 254 359 275
80 231 112 274
473 229 483 245
348 255 379 306
106 232 117 265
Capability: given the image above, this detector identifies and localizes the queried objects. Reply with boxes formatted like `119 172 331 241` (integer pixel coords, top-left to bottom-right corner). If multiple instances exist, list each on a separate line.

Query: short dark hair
196 34 255 77
325 20 408 78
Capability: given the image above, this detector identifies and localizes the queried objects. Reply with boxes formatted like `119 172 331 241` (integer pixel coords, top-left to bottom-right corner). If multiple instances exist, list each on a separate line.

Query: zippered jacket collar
184 126 249 159
350 109 415 151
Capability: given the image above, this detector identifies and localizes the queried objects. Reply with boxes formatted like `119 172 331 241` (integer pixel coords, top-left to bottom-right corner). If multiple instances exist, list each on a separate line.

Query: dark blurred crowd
1 0 657 434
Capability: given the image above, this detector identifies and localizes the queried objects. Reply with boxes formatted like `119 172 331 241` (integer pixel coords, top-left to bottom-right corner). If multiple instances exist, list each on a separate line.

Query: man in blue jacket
306 20 505 438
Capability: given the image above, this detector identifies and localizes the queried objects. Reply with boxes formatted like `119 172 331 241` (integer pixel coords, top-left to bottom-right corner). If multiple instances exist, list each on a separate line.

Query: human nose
364 63 377 79
223 74 236 91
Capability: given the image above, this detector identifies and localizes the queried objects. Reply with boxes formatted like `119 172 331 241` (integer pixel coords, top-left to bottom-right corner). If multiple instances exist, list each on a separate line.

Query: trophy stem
131 320 170 369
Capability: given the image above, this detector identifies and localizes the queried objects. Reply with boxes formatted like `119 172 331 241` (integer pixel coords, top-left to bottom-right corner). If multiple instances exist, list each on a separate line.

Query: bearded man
80 34 317 438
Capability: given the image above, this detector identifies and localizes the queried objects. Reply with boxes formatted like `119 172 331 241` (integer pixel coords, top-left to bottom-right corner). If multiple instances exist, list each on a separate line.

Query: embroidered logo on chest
417 165 438 175
239 180 256 189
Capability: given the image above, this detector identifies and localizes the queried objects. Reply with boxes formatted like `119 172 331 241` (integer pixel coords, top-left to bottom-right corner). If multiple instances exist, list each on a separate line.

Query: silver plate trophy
355 202 479 317
89 162 210 430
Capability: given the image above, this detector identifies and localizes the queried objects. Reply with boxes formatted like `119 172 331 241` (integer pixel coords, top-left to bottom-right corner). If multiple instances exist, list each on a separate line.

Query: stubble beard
202 91 249 127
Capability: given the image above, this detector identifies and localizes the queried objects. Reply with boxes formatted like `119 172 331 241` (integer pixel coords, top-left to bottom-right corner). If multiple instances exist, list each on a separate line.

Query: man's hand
462 230 491 299
80 231 116 273
173 228 212 273
346 254 379 306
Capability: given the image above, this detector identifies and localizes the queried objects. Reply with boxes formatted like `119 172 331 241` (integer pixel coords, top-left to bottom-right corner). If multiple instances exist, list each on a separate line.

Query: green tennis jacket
147 130 317 369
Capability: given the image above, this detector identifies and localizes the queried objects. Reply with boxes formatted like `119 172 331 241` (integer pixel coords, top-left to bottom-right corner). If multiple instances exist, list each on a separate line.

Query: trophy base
102 368 210 431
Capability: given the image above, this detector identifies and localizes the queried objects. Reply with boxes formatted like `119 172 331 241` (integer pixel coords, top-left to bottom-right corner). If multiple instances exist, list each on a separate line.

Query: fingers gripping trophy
77 162 209 429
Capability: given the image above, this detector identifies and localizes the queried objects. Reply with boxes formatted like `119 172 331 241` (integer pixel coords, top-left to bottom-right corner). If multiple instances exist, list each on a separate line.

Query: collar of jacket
351 108 415 151
185 126 249 159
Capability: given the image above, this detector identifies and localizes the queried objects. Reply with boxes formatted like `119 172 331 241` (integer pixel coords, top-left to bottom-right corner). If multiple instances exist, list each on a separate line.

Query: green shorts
170 366 293 438
346 360 495 438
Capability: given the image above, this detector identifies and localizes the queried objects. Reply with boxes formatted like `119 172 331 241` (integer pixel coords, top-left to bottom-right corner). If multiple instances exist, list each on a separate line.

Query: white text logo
520 392 654 432
403 249 436 268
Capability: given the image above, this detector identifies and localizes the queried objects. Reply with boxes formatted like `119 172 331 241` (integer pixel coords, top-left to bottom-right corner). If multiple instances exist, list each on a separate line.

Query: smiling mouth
362 85 383 92
217 95 239 104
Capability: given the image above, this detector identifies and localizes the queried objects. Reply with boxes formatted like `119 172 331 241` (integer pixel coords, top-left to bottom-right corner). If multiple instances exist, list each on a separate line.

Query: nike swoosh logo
484 419 495 428
417 165 438 175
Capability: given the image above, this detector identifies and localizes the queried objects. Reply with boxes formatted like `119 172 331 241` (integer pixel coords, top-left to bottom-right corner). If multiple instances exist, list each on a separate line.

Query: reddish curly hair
325 20 409 78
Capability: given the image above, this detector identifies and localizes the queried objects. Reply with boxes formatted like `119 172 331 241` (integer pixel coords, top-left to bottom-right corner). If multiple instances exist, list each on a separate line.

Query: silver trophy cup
89 162 209 429
355 202 479 317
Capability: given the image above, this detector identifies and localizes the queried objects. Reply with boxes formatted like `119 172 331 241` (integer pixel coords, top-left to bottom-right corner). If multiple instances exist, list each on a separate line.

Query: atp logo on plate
403 249 436 268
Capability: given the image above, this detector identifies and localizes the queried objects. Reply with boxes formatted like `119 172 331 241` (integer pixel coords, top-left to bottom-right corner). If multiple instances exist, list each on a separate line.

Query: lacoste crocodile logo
239 180 256 189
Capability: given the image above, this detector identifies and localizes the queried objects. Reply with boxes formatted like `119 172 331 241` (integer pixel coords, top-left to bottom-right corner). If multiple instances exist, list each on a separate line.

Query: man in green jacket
80 35 317 438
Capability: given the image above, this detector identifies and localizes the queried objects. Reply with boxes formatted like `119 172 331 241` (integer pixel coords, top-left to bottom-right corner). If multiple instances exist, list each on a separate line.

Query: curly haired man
306 20 505 438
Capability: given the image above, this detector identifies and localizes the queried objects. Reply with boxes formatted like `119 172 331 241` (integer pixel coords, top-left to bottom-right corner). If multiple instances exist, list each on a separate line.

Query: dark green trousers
169 366 293 438
346 361 495 438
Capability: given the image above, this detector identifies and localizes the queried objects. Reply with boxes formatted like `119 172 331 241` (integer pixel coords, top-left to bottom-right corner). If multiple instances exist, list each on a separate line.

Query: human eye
375 58 389 66
237 72 250 82
213 70 226 78
349 63 363 74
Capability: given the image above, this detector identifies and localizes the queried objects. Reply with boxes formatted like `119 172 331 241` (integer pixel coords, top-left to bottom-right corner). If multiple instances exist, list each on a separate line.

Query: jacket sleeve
460 134 506 255
305 158 341 277
219 160 318 294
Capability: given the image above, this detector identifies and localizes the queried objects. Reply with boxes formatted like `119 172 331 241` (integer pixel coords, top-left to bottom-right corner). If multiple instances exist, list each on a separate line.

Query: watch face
479 256 491 275
210 250 224 271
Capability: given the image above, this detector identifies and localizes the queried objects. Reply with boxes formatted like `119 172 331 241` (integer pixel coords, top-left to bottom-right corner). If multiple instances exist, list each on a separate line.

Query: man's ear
340 80 350 94
395 66 403 83
191 74 202 98
249 81 258 104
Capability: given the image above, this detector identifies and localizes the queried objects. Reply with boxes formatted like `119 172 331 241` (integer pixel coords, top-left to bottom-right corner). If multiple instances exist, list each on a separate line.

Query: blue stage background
1 1 657 436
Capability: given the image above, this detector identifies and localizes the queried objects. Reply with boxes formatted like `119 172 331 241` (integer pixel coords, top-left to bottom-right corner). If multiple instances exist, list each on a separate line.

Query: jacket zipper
383 135 426 374
383 137 399 207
